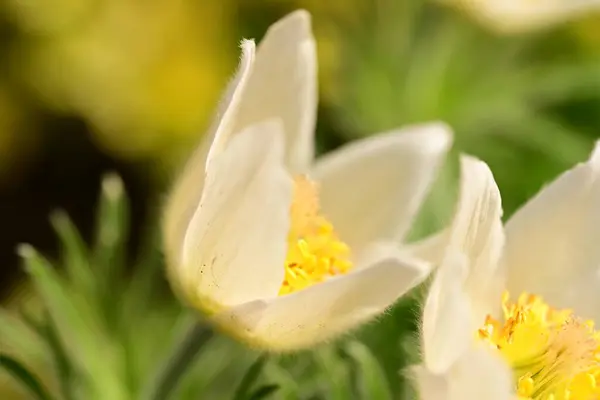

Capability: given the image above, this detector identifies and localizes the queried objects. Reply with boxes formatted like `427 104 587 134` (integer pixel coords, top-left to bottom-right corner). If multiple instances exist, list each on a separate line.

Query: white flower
440 0 600 34
413 142 600 399
162 10 452 351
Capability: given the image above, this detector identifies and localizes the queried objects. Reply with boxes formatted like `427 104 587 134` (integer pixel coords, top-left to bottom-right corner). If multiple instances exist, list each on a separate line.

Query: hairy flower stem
142 320 213 400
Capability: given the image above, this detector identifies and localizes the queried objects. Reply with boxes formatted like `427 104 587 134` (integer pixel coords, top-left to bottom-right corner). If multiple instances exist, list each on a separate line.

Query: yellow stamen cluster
478 292 600 400
279 176 353 295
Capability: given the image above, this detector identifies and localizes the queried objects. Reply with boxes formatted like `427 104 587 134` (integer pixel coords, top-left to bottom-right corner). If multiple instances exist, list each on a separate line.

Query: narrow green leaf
18 244 127 400
520 61 600 102
343 341 393 400
120 228 162 324
233 355 270 400
94 174 128 279
312 346 354 400
0 309 46 362
18 306 74 400
94 173 128 268
42 312 75 400
141 320 213 400
262 362 299 398
93 173 129 329
503 116 591 165
0 354 55 400
18 308 72 379
50 211 96 298
247 384 279 400
17 307 44 334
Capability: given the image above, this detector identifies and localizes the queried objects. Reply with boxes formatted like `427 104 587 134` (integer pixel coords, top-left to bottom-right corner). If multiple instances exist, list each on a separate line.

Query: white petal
405 229 449 267
352 241 431 275
181 120 293 308
451 156 505 318
446 345 513 400
311 122 452 250
504 141 600 317
218 252 428 351
422 250 472 374
163 40 256 272
231 10 317 172
410 365 449 400
550 269 600 322
412 346 513 400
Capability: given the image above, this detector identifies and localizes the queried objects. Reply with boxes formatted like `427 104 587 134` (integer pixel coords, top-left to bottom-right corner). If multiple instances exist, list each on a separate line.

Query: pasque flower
162 10 452 351
440 0 600 34
414 142 600 399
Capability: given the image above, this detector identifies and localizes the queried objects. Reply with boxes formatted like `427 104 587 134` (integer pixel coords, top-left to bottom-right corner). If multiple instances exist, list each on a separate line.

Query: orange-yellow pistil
279 176 353 295
478 291 600 400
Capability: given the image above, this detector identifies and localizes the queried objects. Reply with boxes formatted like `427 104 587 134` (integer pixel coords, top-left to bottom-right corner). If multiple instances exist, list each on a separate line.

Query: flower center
478 291 600 400
279 175 353 295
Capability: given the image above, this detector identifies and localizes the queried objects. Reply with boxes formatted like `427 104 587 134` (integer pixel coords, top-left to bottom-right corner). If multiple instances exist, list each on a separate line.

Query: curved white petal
217 252 428 351
411 365 449 400
423 157 504 370
422 250 472 374
163 40 256 272
352 240 432 274
504 141 600 318
181 120 293 308
231 10 317 172
550 269 600 322
452 156 505 319
446 345 513 400
412 346 512 400
311 122 452 250
405 229 449 267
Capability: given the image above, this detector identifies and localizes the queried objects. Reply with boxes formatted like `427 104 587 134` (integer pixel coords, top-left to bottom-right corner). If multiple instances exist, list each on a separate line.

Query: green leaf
503 116 591 165
0 309 46 359
141 320 213 400
18 244 127 400
40 312 75 400
50 211 96 299
233 355 270 400
247 384 279 400
520 60 600 102
261 362 299 398
94 174 129 278
120 228 162 323
17 307 74 400
94 173 128 264
343 341 393 400
0 354 55 400
312 346 354 400
93 173 129 329
17 307 44 334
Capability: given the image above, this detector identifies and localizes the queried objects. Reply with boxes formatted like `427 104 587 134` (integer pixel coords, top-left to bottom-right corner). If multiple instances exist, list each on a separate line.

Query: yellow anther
588 373 597 388
279 175 353 295
478 291 600 400
517 376 535 397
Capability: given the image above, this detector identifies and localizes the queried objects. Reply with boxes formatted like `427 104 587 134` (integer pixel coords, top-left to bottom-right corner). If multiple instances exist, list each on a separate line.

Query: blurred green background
2 0 600 399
